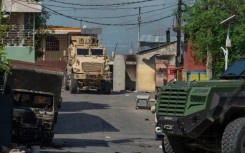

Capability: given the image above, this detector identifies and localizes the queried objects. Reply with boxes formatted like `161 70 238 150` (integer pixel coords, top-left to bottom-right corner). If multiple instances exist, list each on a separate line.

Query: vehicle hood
167 80 245 88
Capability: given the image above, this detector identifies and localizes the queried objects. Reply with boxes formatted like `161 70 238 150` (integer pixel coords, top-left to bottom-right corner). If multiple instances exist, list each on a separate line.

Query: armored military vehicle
155 56 245 153
7 61 63 144
64 29 111 94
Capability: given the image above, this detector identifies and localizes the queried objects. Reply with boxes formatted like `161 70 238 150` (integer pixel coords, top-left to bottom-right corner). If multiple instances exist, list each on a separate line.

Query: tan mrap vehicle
64 35 112 94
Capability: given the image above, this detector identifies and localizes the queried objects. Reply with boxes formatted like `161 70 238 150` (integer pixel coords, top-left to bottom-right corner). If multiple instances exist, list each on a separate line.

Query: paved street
41 90 162 153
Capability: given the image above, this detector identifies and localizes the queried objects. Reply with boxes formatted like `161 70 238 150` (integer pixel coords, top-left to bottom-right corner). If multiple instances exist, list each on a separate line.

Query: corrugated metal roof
140 35 165 43
40 26 81 34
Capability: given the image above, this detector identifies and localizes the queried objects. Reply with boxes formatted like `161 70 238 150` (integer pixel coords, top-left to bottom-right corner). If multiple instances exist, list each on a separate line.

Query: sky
42 0 191 55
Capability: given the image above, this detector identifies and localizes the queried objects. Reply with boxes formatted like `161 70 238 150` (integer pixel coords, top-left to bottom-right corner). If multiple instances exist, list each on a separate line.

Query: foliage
182 0 245 78
0 14 11 72
34 0 50 60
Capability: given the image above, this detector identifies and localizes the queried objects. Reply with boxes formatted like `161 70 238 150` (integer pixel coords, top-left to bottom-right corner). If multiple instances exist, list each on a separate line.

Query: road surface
41 90 162 153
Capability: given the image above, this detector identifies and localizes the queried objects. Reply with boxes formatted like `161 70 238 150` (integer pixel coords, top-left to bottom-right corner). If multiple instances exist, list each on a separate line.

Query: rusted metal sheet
9 60 64 97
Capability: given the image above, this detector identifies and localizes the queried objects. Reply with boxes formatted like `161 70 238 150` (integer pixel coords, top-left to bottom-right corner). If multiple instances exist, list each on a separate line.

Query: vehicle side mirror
58 97 62 109
111 51 115 58
70 50 75 58
63 50 67 57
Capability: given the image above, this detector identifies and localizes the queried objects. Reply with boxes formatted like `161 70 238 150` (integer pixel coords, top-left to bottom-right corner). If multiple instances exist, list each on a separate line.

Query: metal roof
40 27 81 34
140 35 165 43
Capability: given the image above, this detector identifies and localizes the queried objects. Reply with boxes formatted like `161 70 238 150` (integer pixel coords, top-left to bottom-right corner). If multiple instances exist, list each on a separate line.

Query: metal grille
192 89 209 94
82 63 102 72
1 13 34 47
190 95 206 103
158 88 189 116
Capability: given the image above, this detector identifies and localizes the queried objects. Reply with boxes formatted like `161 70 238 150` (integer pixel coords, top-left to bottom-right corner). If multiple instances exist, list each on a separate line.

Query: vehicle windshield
14 92 53 110
77 49 89 55
91 49 103 55
220 59 245 79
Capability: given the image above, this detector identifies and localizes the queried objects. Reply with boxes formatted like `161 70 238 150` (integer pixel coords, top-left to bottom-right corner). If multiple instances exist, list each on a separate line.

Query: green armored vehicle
155 56 245 153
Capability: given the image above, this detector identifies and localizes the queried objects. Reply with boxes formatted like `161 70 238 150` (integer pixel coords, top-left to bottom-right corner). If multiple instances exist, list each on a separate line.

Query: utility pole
138 7 141 53
176 0 182 67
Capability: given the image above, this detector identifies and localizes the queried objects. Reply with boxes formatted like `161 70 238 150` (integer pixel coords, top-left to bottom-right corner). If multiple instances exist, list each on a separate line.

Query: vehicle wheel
103 81 111 94
70 74 77 94
43 133 54 146
221 117 245 153
64 72 69 90
162 136 199 153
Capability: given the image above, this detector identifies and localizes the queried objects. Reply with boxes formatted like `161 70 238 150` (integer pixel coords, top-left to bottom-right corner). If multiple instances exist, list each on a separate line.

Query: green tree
182 0 245 79
0 14 10 72
34 0 50 59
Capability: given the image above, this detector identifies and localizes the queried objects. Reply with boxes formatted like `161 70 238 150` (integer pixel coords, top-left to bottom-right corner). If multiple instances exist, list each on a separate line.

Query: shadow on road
59 101 110 112
55 113 119 134
42 137 142 149
73 90 130 95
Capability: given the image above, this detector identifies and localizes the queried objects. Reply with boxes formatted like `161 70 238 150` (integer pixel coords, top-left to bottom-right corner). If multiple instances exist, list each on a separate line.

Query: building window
46 37 59 51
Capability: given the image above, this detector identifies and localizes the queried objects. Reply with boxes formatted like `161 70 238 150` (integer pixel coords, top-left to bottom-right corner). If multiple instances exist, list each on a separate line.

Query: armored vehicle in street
7 61 63 144
64 28 111 94
155 56 245 153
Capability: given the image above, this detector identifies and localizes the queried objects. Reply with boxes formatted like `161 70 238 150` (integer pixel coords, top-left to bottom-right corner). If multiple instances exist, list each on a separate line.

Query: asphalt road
41 90 162 153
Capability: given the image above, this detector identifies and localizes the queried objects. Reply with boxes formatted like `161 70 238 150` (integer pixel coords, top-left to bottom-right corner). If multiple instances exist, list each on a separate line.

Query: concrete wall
43 34 68 61
136 55 156 92
184 42 206 71
5 46 35 63
156 62 167 87
184 71 207 81
113 55 126 91
125 65 136 90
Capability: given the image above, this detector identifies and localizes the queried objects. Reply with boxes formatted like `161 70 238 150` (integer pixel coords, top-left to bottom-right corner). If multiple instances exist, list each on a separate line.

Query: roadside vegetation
34 0 50 59
0 14 10 72
183 0 245 78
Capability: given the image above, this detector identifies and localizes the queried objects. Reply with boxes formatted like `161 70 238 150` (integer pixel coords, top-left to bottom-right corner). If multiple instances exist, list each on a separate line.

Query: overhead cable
14 1 174 26
49 0 159 7
43 3 166 10
45 4 177 19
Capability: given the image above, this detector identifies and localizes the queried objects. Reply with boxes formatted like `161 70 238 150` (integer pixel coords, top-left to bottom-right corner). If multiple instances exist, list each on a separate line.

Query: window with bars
46 37 59 51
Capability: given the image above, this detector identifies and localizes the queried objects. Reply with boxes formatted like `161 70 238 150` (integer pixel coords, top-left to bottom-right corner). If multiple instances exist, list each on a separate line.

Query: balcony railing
1 24 34 47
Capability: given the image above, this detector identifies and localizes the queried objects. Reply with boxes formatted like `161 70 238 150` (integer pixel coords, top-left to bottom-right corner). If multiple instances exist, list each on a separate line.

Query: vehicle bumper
13 126 53 141
155 110 212 138
74 73 110 80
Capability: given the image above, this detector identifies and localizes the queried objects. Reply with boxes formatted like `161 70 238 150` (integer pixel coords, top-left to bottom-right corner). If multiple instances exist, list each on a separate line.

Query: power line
45 4 177 19
49 0 160 7
43 3 166 10
48 5 173 26
14 1 174 27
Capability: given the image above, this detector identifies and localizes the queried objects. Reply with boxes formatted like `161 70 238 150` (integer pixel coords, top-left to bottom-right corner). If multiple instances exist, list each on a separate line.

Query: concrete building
37 27 81 61
1 0 42 63
183 41 207 81
113 42 177 93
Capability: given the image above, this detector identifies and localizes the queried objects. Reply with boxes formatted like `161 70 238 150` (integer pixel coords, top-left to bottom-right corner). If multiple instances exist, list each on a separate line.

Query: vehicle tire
221 117 245 153
162 136 199 153
43 133 54 146
70 74 77 94
103 81 111 94
64 72 69 90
